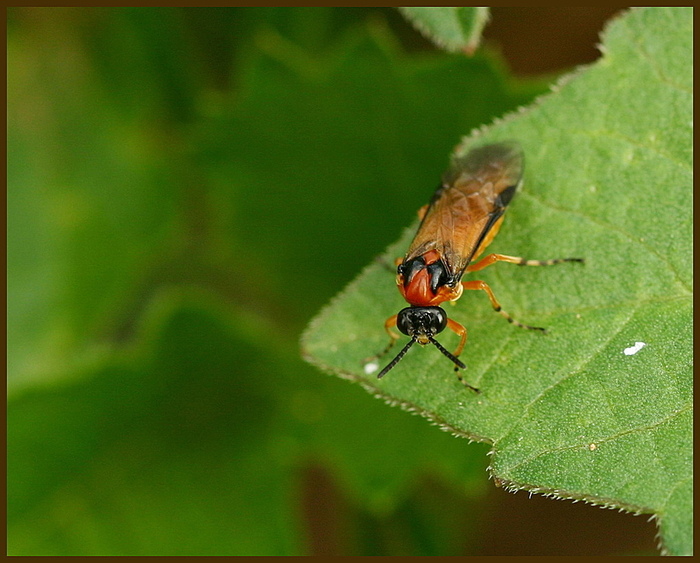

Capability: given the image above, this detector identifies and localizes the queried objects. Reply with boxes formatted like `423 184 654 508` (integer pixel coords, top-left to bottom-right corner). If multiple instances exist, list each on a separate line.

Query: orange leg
364 314 400 365
467 253 584 273
384 314 400 342
445 318 478 392
462 280 546 332
446 318 467 357
380 314 401 357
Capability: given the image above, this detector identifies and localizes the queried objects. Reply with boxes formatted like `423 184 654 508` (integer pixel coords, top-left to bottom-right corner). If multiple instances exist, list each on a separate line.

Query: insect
370 142 583 391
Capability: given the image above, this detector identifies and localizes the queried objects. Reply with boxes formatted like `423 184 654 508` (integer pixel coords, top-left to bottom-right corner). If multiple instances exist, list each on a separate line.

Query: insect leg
363 314 400 366
382 314 401 352
467 253 584 273
444 319 479 392
446 318 468 357
462 280 546 332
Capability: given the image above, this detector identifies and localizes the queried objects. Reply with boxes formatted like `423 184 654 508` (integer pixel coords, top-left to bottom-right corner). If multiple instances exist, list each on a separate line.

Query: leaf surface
303 7 692 555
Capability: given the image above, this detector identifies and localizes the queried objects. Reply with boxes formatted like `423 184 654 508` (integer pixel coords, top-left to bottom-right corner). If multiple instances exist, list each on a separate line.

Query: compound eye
430 307 448 334
396 308 414 336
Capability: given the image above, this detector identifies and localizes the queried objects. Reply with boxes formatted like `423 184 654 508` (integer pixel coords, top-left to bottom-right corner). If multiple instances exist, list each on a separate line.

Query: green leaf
7 8 193 392
8 296 300 555
399 7 490 54
303 7 692 556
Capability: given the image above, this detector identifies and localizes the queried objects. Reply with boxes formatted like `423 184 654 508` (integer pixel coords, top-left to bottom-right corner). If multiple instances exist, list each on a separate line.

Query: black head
396 306 447 340
377 306 466 378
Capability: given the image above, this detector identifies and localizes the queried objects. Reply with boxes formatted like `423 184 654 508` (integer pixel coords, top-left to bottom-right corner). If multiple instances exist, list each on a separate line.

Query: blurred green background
8 7 657 556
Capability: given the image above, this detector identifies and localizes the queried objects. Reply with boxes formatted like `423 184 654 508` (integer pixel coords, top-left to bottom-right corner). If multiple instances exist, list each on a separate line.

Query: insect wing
404 142 524 280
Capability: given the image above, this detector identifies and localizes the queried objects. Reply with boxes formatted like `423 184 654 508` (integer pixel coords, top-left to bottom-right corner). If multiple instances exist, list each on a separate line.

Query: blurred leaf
9 296 296 555
399 7 490 54
7 8 191 391
303 7 692 556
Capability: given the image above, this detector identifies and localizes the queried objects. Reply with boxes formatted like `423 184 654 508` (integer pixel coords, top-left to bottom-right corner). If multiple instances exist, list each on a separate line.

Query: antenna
427 335 466 370
377 338 416 379
428 336 480 392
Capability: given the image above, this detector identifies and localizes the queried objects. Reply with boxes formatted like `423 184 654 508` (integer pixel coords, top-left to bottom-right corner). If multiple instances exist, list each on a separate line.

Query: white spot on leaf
623 341 646 356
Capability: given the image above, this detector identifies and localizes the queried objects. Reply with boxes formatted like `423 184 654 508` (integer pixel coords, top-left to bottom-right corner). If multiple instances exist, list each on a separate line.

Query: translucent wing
404 142 523 280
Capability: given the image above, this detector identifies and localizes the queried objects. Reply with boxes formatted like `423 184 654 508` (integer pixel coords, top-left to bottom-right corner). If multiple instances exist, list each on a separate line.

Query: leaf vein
497 298 640 443
501 402 692 475
623 13 692 94
521 190 691 293
578 128 692 172
659 474 692 514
